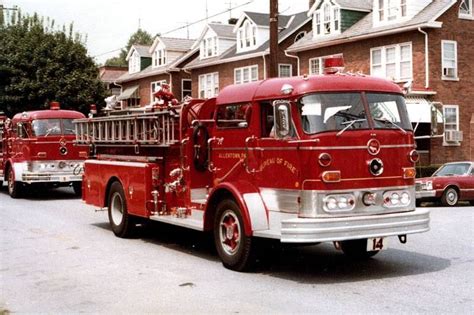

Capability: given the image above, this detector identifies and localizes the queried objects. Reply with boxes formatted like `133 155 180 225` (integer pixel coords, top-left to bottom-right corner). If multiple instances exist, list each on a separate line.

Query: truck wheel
214 199 254 271
108 181 136 238
441 187 458 206
7 167 23 199
72 182 82 196
340 239 379 259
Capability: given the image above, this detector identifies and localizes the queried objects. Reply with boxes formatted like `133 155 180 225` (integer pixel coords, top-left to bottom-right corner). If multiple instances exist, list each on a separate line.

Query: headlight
323 194 355 212
383 190 411 208
425 181 433 190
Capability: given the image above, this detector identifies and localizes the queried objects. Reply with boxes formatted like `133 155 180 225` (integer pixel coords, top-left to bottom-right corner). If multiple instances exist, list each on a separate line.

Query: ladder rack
74 110 179 147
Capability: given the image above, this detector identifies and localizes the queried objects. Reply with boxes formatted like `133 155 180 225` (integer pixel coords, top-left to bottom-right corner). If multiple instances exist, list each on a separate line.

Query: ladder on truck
74 109 180 147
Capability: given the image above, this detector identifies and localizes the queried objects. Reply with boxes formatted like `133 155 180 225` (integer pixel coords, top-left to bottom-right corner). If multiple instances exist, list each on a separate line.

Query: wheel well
104 176 121 207
444 185 459 194
204 188 236 231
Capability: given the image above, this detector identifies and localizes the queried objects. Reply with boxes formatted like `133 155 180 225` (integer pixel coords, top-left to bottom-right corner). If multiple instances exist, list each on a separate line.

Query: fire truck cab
1 103 87 198
76 73 430 271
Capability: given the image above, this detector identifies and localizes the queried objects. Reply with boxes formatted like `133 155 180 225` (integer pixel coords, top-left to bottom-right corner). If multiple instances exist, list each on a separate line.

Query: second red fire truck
75 64 430 271
0 103 87 198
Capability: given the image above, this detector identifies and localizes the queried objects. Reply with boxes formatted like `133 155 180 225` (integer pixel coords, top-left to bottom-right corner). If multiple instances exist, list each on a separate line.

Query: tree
0 10 105 116
104 28 153 67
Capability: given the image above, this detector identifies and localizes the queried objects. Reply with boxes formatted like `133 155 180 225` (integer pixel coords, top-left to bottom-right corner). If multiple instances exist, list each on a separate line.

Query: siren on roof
324 56 345 75
50 101 60 110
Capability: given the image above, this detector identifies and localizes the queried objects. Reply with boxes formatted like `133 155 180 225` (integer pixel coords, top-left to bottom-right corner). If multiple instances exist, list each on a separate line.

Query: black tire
108 181 136 238
72 182 82 197
7 167 23 199
415 200 422 207
192 123 209 172
340 239 379 260
214 199 254 271
441 187 458 207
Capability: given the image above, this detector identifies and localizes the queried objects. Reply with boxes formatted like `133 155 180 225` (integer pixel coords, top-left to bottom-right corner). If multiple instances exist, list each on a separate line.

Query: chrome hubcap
110 192 124 226
219 210 241 256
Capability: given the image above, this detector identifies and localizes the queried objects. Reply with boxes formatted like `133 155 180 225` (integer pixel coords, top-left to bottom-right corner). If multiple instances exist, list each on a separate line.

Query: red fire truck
75 69 430 271
0 103 87 198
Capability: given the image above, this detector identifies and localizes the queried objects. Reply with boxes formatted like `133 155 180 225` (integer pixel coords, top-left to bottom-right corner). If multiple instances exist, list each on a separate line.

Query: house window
237 20 257 51
370 43 412 81
153 49 166 67
294 31 306 43
127 89 140 107
377 0 407 23
441 40 458 80
234 65 258 84
199 73 219 98
182 79 192 100
129 50 140 74
278 64 292 78
201 36 218 59
460 0 473 18
443 105 460 144
150 80 167 103
309 54 343 75
313 0 341 37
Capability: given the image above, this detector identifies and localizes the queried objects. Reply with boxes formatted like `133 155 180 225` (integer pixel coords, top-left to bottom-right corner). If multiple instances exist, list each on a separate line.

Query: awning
117 85 139 101
405 97 443 123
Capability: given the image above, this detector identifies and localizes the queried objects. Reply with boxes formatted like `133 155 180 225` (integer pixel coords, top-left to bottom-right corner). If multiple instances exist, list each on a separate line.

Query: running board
149 211 204 231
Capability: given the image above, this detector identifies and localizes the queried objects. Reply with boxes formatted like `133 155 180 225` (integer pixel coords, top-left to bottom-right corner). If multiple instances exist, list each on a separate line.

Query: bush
416 165 441 178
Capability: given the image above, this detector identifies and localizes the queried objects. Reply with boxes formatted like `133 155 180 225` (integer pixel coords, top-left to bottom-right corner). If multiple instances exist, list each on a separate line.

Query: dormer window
313 0 340 37
129 50 140 74
153 48 166 67
237 20 257 51
201 36 218 59
376 0 407 23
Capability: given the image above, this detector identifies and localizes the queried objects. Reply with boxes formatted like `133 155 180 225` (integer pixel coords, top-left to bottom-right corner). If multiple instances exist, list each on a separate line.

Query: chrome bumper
280 209 430 243
416 190 436 199
21 172 82 184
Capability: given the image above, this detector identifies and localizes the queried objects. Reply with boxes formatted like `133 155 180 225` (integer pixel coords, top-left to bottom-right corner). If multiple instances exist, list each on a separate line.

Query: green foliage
0 9 105 116
104 28 153 67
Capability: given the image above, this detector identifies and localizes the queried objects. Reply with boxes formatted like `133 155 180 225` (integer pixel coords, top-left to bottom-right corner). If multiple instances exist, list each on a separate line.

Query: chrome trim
85 160 147 168
415 190 436 199
212 144 415 152
243 193 268 230
259 188 300 213
280 208 430 243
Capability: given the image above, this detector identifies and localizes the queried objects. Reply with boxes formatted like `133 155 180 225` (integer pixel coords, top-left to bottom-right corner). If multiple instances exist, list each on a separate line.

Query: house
184 10 313 99
115 38 197 108
287 0 474 165
98 66 128 97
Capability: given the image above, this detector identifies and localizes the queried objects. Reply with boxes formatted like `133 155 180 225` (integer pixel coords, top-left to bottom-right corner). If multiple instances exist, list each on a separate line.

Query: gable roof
243 11 292 28
309 0 372 14
186 11 311 70
126 44 152 60
290 0 456 53
208 23 236 39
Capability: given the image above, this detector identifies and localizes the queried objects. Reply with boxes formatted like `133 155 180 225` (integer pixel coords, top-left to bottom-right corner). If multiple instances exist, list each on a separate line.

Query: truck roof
12 109 85 122
216 74 403 105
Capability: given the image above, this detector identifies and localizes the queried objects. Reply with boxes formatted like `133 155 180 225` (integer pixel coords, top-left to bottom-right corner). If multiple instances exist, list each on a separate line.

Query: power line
93 0 253 58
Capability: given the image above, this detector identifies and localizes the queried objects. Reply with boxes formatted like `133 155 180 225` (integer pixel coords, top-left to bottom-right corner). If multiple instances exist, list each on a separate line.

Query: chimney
228 17 238 25
269 0 279 78
309 0 316 9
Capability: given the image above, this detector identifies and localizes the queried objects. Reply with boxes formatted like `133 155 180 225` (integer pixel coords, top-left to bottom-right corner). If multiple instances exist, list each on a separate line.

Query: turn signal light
403 167 416 179
408 150 419 163
322 170 341 183
79 151 88 158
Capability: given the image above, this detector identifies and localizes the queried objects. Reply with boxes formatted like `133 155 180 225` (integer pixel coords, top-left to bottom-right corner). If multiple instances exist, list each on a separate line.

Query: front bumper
21 172 82 184
415 190 436 199
280 208 430 243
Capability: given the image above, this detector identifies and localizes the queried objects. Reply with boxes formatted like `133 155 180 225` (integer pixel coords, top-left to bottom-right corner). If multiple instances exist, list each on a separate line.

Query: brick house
287 0 474 165
184 10 312 98
115 38 197 108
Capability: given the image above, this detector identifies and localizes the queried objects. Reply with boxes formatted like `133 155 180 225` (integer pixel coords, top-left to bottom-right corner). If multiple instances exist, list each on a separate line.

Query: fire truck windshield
298 92 412 134
32 119 76 137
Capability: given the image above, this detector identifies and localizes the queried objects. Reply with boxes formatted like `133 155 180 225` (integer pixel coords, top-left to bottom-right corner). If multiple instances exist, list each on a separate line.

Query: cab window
216 103 252 129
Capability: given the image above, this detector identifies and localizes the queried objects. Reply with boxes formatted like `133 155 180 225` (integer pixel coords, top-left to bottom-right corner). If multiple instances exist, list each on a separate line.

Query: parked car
416 161 474 206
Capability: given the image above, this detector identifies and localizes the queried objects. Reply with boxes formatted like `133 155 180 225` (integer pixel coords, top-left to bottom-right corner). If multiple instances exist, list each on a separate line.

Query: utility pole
269 0 279 78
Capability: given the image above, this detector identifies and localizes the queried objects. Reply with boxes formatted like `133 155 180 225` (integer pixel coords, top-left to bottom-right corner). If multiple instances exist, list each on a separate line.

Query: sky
1 0 311 64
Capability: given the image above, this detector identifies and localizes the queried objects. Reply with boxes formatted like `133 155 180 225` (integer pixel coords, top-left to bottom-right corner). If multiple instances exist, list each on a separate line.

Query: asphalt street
0 186 473 313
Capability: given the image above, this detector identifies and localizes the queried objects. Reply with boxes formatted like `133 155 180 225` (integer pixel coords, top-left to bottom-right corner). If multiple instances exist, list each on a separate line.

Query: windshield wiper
337 119 367 137
373 118 407 134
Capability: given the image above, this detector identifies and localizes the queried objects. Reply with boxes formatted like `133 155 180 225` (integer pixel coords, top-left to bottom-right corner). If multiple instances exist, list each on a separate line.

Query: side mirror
17 123 28 138
273 100 292 138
